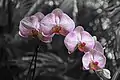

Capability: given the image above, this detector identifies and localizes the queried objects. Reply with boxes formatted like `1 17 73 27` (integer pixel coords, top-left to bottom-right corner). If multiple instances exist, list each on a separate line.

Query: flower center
89 61 99 70
52 25 61 34
78 42 86 52
31 29 38 37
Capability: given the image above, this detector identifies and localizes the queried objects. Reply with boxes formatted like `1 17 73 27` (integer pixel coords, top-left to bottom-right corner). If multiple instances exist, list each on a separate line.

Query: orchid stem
32 45 39 80
26 45 39 80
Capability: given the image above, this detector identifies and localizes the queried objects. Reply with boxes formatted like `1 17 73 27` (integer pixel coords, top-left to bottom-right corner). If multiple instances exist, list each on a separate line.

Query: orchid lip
52 25 61 34
77 42 86 52
89 61 100 70
30 30 38 37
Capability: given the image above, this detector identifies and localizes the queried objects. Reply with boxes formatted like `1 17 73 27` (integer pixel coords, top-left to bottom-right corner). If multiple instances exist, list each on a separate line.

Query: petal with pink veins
81 31 95 52
33 12 45 21
92 50 106 69
94 41 104 54
74 26 84 41
59 13 75 35
82 52 92 70
64 31 80 53
74 26 84 33
40 13 56 36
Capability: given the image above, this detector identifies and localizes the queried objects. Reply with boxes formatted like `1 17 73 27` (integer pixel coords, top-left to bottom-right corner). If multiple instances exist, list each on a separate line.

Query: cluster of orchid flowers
19 8 110 79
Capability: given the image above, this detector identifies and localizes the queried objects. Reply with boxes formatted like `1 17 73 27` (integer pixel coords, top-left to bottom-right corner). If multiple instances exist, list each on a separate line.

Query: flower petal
64 31 79 53
37 33 52 43
81 31 95 52
74 26 84 41
92 50 106 69
82 52 92 70
40 13 56 36
94 41 104 54
52 8 63 25
74 26 84 32
41 36 52 43
33 12 44 21
59 13 75 34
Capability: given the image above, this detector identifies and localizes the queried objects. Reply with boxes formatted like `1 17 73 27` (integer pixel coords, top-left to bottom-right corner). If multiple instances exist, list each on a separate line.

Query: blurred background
0 0 120 80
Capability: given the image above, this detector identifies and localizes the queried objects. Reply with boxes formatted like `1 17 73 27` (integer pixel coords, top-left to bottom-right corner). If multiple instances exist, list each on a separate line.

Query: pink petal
81 31 95 51
52 8 63 25
33 12 44 21
82 52 92 70
40 13 56 36
37 33 52 43
92 50 106 68
64 31 80 53
74 26 84 41
74 26 84 32
19 16 39 37
41 36 52 43
59 13 75 35
52 8 63 16
94 41 104 54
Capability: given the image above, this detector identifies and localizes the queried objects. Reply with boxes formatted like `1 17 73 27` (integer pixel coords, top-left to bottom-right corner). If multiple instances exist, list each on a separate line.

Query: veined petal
64 31 80 53
74 26 84 41
52 8 63 25
33 12 44 21
52 8 63 16
32 12 44 31
92 50 106 69
81 31 95 52
82 52 92 70
41 36 52 43
40 13 56 35
37 33 52 43
74 26 84 32
94 41 104 54
59 13 75 34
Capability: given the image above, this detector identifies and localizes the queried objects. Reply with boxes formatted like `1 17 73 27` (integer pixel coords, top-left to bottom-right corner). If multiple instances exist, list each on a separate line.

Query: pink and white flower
19 12 52 43
82 49 106 70
82 41 106 70
64 26 95 53
40 8 75 37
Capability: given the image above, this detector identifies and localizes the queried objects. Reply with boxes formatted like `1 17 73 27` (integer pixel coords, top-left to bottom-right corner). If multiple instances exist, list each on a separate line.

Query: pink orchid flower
82 49 106 70
64 26 95 53
19 12 52 43
40 8 75 37
82 41 106 70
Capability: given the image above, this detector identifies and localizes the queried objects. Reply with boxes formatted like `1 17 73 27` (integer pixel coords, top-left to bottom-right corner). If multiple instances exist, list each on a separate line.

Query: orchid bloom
19 12 52 43
64 26 95 53
40 8 75 37
82 41 106 70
